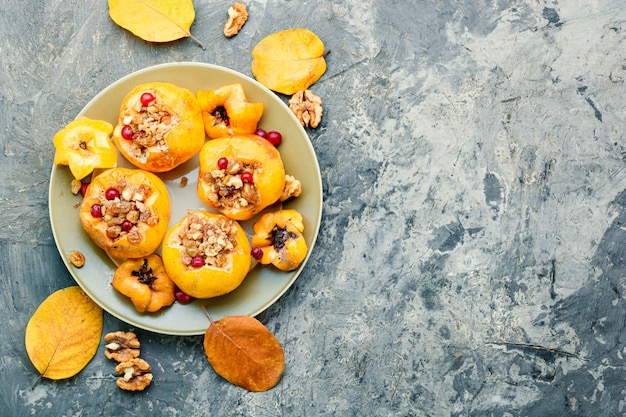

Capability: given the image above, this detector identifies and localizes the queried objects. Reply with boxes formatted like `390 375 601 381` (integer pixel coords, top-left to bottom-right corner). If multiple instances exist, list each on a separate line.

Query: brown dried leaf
203 315 285 392
25 286 103 380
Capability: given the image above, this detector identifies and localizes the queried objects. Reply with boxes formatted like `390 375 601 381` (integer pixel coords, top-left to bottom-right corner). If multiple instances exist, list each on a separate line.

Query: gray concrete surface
2 0 626 415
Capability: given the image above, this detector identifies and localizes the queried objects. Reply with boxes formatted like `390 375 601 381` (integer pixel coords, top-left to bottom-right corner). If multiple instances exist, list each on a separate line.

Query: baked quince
112 254 176 313
113 82 205 172
197 134 285 221
79 167 170 259
251 209 308 271
53 117 117 180
161 210 251 299
197 83 263 138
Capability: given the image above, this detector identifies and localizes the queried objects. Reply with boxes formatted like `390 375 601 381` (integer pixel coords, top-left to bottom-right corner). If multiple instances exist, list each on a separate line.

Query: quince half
53 117 117 180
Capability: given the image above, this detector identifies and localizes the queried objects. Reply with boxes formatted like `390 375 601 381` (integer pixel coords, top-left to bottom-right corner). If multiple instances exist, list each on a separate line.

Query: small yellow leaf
251 28 326 95
25 286 103 380
108 0 196 44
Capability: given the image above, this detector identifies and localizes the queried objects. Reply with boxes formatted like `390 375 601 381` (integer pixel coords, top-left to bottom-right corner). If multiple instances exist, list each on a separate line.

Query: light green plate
48 62 322 336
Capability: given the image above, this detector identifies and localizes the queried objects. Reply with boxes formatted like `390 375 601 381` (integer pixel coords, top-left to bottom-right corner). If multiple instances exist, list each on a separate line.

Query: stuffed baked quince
79 167 170 259
113 82 205 172
161 210 251 299
197 134 285 221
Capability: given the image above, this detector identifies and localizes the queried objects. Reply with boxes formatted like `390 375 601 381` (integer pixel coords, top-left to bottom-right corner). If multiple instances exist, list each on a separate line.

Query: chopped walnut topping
115 358 153 391
176 211 239 269
279 175 302 202
98 179 156 241
223 2 248 38
289 90 323 128
104 331 141 362
71 179 82 195
121 91 181 162
204 157 260 210
69 250 85 268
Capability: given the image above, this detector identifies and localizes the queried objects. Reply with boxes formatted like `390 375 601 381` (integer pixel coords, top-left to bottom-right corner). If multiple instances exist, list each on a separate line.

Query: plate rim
48 62 323 336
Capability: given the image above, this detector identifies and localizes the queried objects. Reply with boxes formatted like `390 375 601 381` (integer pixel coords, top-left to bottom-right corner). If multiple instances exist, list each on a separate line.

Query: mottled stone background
1 0 625 415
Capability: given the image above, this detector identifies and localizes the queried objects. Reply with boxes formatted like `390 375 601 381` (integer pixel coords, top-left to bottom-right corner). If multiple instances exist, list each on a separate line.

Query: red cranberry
105 188 119 200
90 204 102 218
241 172 253 183
267 130 282 146
121 219 133 232
175 288 193 304
190 256 204 268
217 157 229 170
254 128 268 139
121 125 134 140
251 247 263 260
140 92 155 106
80 182 90 197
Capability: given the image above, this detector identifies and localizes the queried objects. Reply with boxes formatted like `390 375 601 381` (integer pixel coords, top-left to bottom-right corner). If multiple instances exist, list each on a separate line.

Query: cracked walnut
224 2 248 38
289 90 323 128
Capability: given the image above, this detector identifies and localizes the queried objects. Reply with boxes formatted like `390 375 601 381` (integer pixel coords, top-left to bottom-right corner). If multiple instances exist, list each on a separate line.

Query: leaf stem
189 32 206 50
201 305 214 324
31 374 43 390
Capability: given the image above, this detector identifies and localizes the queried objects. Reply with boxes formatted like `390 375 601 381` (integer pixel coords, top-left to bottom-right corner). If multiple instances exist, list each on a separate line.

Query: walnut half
69 250 85 268
104 331 141 362
224 2 248 38
288 90 323 128
279 175 302 202
115 358 153 391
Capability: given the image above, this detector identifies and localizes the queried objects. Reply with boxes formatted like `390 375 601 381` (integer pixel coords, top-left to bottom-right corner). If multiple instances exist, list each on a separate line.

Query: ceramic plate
48 62 322 336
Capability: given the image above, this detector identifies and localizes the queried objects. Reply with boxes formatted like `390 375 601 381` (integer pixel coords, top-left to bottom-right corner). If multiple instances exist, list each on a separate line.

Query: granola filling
121 92 181 160
99 180 157 243
203 156 261 210
176 212 239 269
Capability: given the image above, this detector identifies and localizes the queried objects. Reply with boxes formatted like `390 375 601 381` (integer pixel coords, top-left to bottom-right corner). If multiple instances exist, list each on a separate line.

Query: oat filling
204 156 261 210
121 92 181 160
176 212 239 269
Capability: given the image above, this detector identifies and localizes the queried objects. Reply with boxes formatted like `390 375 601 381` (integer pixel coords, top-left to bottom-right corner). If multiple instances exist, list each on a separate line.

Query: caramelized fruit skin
79 167 171 259
113 82 205 172
197 134 286 221
197 83 264 139
161 211 251 299
252 209 308 271
112 254 176 313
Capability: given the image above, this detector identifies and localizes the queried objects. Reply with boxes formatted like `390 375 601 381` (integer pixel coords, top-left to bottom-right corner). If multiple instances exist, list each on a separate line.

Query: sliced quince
53 117 117 180
197 83 263 139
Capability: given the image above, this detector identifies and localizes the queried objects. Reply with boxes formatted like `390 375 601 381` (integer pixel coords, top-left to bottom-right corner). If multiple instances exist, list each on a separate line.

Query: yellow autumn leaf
108 0 198 45
251 28 326 95
25 286 103 380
